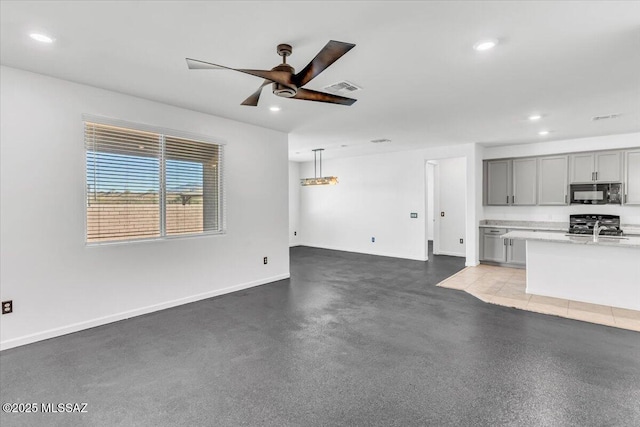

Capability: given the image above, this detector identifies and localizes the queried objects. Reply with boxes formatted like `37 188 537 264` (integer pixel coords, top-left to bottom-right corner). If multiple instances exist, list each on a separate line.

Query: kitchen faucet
593 220 604 242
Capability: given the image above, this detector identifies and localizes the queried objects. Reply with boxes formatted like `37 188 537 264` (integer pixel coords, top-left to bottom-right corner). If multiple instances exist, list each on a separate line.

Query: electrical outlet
263 257 268 265
2 300 12 315
371 237 375 243
460 238 464 244
294 231 297 236
410 213 418 218
440 212 445 217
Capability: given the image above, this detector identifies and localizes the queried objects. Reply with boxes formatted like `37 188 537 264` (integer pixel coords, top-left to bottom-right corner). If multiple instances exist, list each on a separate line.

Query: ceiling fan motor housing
271 63 297 98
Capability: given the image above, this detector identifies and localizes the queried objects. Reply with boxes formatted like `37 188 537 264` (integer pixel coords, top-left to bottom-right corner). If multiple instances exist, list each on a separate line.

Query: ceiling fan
186 40 357 106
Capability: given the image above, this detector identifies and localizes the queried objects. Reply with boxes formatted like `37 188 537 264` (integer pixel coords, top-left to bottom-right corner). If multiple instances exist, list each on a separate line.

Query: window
85 122 224 243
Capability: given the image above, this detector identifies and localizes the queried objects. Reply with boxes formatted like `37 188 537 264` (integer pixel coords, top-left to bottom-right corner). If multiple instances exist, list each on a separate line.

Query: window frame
83 115 226 246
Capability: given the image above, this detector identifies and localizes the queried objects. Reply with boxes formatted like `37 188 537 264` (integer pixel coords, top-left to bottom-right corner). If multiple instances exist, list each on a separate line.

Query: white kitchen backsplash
482 205 640 225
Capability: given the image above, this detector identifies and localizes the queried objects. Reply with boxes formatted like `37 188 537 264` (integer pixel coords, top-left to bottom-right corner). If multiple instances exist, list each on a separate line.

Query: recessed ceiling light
538 130 550 136
29 33 54 43
528 114 542 121
269 106 281 112
473 39 498 51
341 144 348 147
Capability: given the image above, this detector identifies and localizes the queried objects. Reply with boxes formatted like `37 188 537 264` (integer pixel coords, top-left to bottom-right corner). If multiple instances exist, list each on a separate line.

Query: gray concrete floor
1 245 640 426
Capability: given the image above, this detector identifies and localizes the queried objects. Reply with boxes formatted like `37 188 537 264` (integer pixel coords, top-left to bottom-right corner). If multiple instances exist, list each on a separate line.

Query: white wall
483 133 640 225
0 67 290 350
483 133 640 159
289 161 301 246
434 157 466 257
298 143 481 265
299 150 427 260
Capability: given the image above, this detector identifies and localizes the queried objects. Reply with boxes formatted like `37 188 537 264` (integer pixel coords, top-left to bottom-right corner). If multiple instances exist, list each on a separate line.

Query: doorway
426 157 466 258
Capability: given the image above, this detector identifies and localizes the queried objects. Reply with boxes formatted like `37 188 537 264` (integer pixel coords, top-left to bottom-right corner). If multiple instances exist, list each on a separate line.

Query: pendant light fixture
300 149 338 186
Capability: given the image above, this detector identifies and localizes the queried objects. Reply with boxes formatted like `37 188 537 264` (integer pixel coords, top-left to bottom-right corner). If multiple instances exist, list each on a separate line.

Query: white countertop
479 220 567 232
502 230 640 248
480 220 640 236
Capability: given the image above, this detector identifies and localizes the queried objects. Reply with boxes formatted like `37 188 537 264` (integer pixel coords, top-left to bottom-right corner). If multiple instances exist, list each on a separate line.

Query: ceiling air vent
324 80 362 95
592 113 622 121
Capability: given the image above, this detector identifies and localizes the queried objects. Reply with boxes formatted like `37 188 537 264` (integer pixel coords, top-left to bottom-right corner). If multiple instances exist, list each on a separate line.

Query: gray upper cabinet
487 160 511 205
485 149 628 207
512 158 537 205
570 151 621 183
625 150 640 205
595 151 622 182
570 153 597 183
538 155 568 205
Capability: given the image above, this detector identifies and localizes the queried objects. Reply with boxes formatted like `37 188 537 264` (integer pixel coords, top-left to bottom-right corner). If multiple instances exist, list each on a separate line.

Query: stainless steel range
568 214 622 236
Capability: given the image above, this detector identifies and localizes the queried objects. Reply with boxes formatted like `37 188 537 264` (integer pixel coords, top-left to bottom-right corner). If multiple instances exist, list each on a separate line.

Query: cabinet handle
565 194 567 204
591 172 595 181
509 239 513 246
595 171 598 181
512 195 515 204
504 239 507 246
506 196 509 204
490 230 500 233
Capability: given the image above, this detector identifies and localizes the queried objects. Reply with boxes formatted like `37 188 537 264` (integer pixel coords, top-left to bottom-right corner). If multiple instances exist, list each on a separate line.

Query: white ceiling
1 1 639 161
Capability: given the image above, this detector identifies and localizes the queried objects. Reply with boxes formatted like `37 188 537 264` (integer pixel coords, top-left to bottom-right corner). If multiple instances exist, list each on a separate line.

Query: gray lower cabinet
480 227 528 267
506 237 526 266
482 228 507 262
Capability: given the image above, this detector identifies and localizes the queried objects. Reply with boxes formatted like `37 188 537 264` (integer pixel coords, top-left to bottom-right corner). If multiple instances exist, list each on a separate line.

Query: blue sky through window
87 152 203 193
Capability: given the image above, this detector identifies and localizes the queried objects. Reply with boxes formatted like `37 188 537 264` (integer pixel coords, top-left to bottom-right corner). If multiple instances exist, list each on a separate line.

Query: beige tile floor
437 265 640 332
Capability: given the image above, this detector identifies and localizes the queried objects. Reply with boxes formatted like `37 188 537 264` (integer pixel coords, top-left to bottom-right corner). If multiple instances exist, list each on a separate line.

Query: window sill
85 230 227 247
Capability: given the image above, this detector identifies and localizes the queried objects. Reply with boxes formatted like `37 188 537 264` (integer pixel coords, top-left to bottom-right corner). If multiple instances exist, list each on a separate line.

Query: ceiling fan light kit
300 149 338 186
186 40 357 107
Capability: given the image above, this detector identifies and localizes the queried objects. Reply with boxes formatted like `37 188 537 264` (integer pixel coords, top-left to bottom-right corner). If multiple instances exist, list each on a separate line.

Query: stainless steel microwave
569 183 622 205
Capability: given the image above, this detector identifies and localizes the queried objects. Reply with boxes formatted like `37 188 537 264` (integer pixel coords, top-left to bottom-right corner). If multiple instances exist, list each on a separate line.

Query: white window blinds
85 122 224 243
165 135 221 236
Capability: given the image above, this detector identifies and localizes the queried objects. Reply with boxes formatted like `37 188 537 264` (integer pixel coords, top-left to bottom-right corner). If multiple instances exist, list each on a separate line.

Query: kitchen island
502 231 640 311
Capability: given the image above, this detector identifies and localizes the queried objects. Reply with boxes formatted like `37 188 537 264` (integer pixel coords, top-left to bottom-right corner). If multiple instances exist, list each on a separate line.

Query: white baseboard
434 250 466 258
297 242 427 262
0 273 290 351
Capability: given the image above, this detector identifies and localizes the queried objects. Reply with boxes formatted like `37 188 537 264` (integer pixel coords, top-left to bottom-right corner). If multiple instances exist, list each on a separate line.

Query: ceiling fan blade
237 69 291 86
241 80 271 106
185 58 226 70
293 40 356 87
292 88 356 106
185 58 291 86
